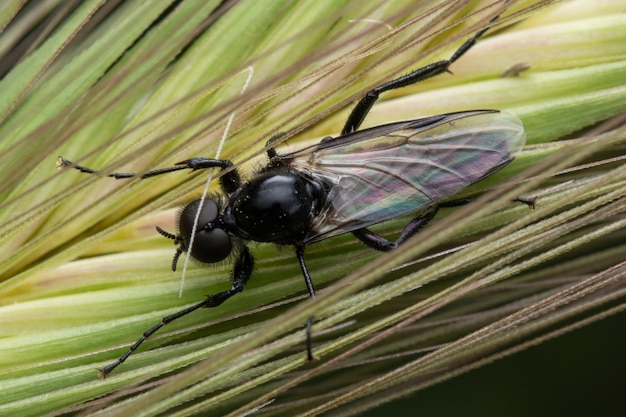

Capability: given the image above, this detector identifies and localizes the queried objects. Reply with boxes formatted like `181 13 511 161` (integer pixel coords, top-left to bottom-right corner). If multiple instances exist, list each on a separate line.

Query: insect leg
57 156 242 192
295 245 317 360
352 206 439 251
341 5 507 135
441 196 536 209
98 247 254 377
352 194 533 253
57 156 192 179
265 132 287 159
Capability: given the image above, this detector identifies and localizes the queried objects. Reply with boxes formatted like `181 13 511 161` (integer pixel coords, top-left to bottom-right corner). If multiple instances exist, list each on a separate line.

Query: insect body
58 5 525 377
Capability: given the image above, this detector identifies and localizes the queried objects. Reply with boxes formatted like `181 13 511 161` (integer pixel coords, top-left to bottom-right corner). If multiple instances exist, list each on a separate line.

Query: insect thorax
225 167 326 244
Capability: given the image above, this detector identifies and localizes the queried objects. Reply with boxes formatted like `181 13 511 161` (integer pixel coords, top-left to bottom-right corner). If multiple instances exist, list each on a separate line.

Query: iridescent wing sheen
278 110 526 243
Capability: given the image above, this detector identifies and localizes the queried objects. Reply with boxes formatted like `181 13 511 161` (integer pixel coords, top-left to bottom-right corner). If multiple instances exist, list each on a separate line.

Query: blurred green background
366 310 626 416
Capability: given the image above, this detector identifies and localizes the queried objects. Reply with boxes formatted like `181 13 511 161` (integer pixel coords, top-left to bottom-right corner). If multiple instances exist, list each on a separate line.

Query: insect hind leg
352 206 439 251
341 3 508 135
351 190 533 252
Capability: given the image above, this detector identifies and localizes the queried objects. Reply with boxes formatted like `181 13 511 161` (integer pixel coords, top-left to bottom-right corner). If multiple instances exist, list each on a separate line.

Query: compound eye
178 199 232 263
190 228 232 263
179 199 219 238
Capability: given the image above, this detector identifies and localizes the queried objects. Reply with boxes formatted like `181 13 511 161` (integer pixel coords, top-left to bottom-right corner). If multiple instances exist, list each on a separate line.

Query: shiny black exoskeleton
157 166 328 271
226 167 327 244
58 5 514 377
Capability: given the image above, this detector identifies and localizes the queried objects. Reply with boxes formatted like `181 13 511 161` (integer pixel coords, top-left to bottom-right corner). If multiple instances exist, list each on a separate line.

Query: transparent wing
278 110 526 243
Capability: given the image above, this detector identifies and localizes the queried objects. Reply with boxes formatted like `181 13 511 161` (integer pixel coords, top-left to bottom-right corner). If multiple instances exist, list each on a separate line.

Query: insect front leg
341 5 507 135
351 206 439 251
202 246 255 307
179 158 242 193
98 247 254 377
57 156 242 193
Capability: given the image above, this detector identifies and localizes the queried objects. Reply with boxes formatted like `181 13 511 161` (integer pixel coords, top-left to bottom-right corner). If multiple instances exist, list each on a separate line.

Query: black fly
58 4 525 377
